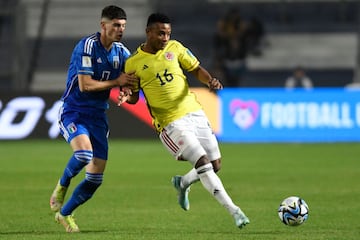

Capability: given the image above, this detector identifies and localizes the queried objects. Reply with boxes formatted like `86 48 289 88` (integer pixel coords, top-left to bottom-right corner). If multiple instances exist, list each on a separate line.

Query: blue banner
218 88 360 142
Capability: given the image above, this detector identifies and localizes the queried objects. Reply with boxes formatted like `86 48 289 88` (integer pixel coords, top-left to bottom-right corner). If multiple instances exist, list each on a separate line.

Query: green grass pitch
0 139 359 240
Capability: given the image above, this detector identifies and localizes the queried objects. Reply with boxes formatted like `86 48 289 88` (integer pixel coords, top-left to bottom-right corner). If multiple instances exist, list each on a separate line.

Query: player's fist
208 77 223 90
117 87 132 106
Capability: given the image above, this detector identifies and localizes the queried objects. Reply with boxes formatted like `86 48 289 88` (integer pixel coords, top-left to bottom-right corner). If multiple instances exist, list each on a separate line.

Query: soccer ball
278 196 309 226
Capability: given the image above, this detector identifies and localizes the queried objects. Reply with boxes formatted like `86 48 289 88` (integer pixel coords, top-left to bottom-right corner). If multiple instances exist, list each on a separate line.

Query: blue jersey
61 32 130 112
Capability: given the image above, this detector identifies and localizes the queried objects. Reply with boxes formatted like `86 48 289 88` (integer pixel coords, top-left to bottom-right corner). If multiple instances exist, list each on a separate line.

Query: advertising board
218 88 360 142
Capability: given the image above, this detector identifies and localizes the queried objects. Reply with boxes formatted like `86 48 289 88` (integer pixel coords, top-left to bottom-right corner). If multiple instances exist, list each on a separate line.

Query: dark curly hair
146 13 171 27
101 5 127 20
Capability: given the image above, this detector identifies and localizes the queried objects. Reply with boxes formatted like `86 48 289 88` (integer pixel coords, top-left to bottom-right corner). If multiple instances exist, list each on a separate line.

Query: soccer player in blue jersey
121 13 250 229
49 5 138 232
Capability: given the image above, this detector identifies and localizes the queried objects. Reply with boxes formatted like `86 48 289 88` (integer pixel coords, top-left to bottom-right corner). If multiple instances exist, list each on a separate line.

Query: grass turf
0 139 359 239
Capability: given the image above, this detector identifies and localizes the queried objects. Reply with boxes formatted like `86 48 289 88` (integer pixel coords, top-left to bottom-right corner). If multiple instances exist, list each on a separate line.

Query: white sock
197 163 239 215
181 168 199 188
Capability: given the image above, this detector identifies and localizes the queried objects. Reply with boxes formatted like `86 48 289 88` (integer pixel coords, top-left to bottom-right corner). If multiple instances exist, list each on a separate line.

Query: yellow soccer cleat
55 212 80 233
50 180 68 212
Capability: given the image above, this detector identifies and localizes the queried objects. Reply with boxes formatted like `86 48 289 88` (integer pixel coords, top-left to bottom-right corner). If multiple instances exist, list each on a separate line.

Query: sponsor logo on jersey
97 57 102 63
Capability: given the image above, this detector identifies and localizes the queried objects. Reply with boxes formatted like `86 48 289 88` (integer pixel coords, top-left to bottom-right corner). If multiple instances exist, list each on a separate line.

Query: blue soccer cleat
233 208 250 229
171 175 190 211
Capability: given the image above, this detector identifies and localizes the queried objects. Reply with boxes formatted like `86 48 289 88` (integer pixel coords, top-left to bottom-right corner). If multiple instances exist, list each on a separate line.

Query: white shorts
159 110 221 166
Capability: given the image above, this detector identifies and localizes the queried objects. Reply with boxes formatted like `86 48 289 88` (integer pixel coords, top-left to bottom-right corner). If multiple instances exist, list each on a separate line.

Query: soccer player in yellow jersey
121 13 250 228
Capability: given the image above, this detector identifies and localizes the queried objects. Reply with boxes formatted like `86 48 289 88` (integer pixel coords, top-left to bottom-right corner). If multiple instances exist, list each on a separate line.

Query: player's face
147 23 171 51
103 18 126 42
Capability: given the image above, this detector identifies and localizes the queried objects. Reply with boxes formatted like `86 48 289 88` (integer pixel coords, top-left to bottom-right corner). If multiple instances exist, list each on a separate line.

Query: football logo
82 56 92 67
230 99 259 129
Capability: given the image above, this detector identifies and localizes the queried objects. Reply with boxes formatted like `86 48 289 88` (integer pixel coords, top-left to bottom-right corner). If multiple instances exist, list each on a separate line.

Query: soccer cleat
171 175 190 211
55 212 80 233
50 180 68 212
233 208 250 229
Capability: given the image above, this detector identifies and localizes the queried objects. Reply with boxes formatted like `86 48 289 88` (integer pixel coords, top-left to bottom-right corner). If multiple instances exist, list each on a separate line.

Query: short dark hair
146 13 171 27
101 5 127 20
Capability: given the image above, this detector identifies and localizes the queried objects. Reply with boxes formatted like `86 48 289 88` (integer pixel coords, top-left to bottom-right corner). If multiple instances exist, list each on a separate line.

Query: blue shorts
58 108 109 160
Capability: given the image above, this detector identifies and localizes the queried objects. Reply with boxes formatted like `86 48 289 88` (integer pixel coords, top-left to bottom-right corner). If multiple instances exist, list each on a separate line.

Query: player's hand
117 87 132 106
117 72 138 88
208 77 223 91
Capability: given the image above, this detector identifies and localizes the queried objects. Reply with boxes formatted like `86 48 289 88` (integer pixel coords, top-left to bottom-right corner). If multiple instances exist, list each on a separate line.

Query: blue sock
60 172 103 216
59 150 93 187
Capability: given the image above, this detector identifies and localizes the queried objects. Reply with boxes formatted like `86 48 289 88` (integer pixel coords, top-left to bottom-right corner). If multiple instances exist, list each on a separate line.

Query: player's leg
59 157 106 216
60 138 93 187
166 111 221 211
180 138 235 214
56 158 105 232
50 145 92 211
172 110 223 190
51 112 92 212
160 128 192 211
181 143 249 228
179 120 223 188
55 116 108 232
175 158 220 191
182 111 249 228
52 133 94 232
161 114 222 211
170 161 220 211
192 155 249 228
174 168 198 190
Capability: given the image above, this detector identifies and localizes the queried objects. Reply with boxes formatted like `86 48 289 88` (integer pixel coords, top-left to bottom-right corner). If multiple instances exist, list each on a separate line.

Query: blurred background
1 0 360 141
1 0 360 91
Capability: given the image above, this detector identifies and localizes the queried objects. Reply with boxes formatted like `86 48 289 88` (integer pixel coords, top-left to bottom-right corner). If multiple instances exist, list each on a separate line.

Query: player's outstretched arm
190 65 223 91
78 74 119 92
78 72 138 92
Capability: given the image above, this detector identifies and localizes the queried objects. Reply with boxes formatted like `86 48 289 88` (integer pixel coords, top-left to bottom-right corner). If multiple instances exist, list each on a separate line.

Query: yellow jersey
125 40 203 132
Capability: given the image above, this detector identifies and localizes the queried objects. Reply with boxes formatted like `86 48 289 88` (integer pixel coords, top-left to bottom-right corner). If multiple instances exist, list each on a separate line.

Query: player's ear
100 21 106 30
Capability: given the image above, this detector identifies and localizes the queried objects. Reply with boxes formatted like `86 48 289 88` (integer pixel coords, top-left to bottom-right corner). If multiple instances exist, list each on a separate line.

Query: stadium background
1 0 360 142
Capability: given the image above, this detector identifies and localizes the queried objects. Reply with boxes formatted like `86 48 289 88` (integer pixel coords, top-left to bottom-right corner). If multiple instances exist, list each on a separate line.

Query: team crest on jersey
113 56 119 69
67 122 77 134
164 52 174 61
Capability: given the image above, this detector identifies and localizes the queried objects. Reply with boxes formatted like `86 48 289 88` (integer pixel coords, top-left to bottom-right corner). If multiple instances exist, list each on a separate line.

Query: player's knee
195 161 213 175
195 155 211 169
212 159 222 173
74 150 93 164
